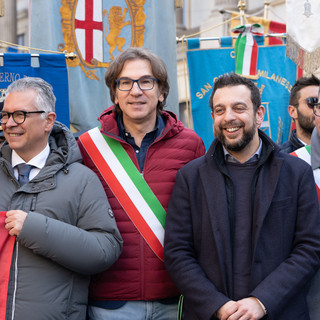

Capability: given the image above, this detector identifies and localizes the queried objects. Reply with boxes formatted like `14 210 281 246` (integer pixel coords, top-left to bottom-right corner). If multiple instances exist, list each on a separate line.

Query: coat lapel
252 155 284 252
199 156 234 295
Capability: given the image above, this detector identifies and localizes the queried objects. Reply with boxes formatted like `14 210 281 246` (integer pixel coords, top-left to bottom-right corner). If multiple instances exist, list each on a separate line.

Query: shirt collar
12 144 50 169
224 138 262 164
117 113 165 140
297 137 307 146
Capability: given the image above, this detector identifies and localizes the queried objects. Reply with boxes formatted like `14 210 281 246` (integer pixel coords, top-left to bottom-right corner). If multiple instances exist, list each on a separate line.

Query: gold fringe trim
286 34 320 75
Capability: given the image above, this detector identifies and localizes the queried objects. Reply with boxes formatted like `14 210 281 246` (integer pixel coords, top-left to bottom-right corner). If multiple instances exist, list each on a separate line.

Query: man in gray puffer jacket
0 77 123 320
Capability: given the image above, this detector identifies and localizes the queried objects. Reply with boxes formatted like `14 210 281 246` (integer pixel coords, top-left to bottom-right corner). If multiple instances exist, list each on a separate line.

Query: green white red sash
79 127 166 261
0 211 15 320
291 145 320 204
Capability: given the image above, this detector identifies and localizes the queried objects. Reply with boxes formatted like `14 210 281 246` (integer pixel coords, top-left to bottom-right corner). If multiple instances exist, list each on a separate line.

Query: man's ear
256 105 265 128
45 112 57 132
288 105 298 120
158 92 164 103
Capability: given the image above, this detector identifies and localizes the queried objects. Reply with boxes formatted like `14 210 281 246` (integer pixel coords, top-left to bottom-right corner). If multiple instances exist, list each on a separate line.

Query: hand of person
216 297 265 320
5 210 28 236
215 300 238 320
235 297 266 319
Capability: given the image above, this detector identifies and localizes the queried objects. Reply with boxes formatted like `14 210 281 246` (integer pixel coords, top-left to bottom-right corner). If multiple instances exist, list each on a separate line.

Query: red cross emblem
74 0 103 64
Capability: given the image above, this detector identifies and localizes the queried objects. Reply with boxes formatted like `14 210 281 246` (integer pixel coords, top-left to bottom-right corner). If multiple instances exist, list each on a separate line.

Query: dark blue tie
16 163 33 186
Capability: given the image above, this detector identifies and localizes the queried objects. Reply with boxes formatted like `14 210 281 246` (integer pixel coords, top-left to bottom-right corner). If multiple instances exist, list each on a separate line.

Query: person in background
0 77 122 320
78 47 205 320
279 75 320 153
164 73 320 320
290 90 320 320
290 94 320 205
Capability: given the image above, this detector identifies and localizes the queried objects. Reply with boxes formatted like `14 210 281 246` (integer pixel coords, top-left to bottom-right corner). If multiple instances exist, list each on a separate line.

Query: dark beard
216 122 256 151
297 109 315 135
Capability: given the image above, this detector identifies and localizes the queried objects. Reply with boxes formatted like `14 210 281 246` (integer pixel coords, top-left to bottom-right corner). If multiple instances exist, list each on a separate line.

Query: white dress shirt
12 144 50 181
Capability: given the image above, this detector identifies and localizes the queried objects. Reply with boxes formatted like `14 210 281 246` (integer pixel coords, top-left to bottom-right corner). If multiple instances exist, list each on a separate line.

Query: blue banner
187 44 297 149
30 0 178 131
0 53 69 126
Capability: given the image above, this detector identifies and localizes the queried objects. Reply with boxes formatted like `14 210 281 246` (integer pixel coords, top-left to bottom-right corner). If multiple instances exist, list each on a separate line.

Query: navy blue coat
164 130 320 320
279 129 305 153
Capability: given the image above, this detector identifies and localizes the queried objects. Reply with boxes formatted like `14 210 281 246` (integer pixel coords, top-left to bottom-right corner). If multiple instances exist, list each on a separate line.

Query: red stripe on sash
0 211 15 320
79 132 164 261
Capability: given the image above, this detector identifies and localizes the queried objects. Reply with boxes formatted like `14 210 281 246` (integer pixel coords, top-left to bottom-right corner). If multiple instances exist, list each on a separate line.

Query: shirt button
136 150 139 153
125 132 129 136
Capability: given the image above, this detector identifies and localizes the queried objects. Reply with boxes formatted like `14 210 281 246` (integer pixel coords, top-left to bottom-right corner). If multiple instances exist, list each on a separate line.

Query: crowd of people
0 47 320 320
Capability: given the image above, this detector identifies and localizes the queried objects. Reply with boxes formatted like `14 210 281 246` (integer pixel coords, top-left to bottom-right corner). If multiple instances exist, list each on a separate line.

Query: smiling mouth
129 101 145 105
225 127 240 132
7 133 22 137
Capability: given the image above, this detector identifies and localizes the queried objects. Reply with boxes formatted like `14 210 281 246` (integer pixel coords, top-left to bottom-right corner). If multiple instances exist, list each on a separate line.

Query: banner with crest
30 0 178 131
187 41 297 150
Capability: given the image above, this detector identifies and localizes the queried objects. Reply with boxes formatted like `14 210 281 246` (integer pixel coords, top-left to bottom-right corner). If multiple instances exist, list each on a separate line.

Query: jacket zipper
11 241 18 320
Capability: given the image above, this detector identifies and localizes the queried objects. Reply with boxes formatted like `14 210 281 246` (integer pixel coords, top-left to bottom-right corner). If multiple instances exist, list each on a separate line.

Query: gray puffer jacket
0 122 122 320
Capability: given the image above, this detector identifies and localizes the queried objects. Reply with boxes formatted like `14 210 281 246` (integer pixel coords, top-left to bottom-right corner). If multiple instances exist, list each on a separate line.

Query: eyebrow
119 75 154 79
213 101 248 108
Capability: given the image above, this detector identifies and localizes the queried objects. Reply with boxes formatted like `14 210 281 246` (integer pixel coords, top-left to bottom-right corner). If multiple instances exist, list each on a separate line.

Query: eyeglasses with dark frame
115 77 158 91
305 94 320 117
305 97 319 109
0 110 46 125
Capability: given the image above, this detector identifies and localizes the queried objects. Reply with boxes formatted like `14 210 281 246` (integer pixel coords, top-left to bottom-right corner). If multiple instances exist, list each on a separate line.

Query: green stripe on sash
101 130 166 228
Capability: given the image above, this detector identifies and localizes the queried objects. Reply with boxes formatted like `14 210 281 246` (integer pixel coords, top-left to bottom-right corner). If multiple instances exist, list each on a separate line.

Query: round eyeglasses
0 110 45 125
115 77 158 91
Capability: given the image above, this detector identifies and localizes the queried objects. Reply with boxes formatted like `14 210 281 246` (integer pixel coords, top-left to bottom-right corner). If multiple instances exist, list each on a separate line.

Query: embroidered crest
303 0 313 18
59 0 146 80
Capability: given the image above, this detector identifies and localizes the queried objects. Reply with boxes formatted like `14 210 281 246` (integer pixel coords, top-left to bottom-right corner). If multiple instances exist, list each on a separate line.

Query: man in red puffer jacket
78 47 205 320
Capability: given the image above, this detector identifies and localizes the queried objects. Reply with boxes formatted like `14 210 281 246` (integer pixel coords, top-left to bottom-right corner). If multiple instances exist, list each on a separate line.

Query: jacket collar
98 105 184 141
206 129 276 170
290 129 306 149
0 121 80 190
0 121 80 165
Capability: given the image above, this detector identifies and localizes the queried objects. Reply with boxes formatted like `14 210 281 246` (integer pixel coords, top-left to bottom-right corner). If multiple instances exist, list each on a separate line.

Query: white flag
286 0 320 74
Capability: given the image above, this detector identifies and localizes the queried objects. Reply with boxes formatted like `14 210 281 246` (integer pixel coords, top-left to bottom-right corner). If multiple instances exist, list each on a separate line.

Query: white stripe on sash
88 127 164 246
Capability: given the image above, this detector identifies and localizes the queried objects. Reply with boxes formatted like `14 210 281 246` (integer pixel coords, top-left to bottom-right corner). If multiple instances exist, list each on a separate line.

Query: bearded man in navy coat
164 73 320 320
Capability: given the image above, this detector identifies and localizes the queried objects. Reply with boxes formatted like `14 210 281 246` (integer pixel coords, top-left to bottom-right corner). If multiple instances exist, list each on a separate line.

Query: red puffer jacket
78 107 206 301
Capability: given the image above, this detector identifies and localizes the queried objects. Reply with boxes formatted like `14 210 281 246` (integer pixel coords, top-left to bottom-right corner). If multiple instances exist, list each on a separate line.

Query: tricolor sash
291 145 320 204
0 211 15 320
79 127 166 261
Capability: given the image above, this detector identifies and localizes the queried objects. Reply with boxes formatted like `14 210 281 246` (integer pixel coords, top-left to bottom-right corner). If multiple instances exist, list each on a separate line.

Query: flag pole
264 0 271 20
238 0 247 25
0 0 4 17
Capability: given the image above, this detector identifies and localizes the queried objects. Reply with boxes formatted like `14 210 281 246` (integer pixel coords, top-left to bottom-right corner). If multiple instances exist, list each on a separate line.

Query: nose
130 81 143 95
223 107 237 121
4 114 17 128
